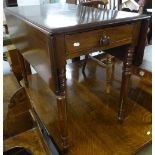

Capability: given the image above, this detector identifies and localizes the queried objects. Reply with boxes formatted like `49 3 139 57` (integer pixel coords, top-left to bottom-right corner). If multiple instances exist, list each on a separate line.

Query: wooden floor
22 58 151 155
3 50 152 155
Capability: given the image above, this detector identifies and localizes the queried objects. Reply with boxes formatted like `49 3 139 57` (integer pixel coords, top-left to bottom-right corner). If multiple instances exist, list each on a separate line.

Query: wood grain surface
22 58 151 154
3 82 52 154
5 3 149 34
4 128 50 155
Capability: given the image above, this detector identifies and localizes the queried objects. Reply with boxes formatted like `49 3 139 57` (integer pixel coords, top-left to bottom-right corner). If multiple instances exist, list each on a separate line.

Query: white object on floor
17 0 40 6
3 61 11 75
31 66 37 74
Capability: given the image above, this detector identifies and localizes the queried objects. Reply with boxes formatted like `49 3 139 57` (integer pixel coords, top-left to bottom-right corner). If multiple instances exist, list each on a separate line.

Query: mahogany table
5 3 150 149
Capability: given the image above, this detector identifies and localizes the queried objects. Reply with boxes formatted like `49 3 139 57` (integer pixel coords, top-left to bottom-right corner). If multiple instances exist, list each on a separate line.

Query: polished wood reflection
4 54 152 154
24 59 151 154
5 3 146 33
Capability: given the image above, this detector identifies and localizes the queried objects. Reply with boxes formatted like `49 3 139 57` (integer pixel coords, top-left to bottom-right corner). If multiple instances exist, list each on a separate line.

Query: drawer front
65 24 134 53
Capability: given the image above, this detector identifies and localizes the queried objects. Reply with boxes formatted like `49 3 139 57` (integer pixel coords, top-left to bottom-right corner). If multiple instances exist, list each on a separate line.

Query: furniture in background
145 8 152 44
71 0 122 62
121 0 152 44
5 3 150 150
4 87 51 154
3 42 31 86
81 0 116 84
3 0 31 85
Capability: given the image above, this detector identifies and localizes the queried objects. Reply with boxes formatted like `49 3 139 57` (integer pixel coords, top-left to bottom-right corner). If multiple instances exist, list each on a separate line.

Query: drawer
65 24 134 53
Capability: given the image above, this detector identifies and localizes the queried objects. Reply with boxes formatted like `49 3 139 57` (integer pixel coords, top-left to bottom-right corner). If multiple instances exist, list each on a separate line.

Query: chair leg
82 54 89 73
118 46 134 121
72 56 80 62
105 55 114 94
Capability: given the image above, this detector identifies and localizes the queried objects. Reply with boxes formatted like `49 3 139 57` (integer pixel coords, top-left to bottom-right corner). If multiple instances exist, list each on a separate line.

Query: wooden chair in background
80 0 119 93
3 87 51 154
3 0 31 87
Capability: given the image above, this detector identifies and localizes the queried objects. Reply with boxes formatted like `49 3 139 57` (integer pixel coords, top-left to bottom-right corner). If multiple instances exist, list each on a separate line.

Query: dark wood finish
134 19 149 65
57 96 68 149
5 0 17 7
56 68 68 149
71 0 109 63
65 24 134 54
5 3 150 150
5 45 31 84
4 4 149 34
72 56 80 62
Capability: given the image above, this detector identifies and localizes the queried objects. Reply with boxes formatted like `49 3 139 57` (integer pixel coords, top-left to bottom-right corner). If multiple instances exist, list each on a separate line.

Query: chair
3 12 31 86
80 0 120 93
4 87 51 154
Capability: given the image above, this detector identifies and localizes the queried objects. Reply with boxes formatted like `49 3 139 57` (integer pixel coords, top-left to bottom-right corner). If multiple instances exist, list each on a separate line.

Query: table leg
133 19 149 66
118 46 134 121
82 54 89 73
56 68 68 150
72 56 80 62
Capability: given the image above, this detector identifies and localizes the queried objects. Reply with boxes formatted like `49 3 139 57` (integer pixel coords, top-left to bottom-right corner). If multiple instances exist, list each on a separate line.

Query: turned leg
56 68 68 150
118 46 134 121
82 54 89 73
17 52 29 87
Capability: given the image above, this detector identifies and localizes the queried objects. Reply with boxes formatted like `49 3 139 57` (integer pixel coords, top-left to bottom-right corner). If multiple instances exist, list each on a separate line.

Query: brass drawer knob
100 35 110 46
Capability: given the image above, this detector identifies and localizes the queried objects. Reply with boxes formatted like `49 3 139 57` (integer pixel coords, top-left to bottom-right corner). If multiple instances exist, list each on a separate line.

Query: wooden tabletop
5 3 150 34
